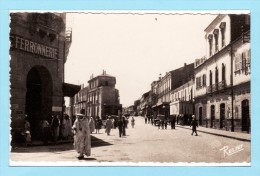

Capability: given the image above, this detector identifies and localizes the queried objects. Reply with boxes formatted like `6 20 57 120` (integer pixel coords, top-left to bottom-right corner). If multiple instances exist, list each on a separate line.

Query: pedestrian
171 116 176 129
131 117 135 128
105 116 113 135
61 114 71 140
122 116 127 136
40 119 50 144
51 115 60 143
117 117 124 137
145 116 147 124
24 130 31 147
72 113 91 160
161 120 164 129
164 119 168 129
176 115 179 125
190 115 198 136
89 117 95 134
95 116 102 134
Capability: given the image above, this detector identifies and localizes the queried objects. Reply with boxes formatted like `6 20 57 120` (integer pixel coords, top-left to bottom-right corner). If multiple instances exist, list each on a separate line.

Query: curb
177 125 251 142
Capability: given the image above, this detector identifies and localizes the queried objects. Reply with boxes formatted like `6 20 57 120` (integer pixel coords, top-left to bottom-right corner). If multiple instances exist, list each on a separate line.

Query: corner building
194 14 250 132
10 13 79 142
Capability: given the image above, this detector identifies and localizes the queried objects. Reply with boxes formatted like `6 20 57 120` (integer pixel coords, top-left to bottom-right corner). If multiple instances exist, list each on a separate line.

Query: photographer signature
219 144 244 157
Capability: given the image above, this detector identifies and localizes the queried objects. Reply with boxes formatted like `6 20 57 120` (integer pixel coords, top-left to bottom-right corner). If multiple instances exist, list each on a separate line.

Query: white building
194 14 250 132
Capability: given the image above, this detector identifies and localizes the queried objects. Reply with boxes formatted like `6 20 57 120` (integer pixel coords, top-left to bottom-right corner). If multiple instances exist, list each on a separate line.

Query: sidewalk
177 125 251 142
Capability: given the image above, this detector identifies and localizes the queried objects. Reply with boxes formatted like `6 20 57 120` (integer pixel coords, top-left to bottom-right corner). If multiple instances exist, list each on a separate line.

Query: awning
63 83 81 97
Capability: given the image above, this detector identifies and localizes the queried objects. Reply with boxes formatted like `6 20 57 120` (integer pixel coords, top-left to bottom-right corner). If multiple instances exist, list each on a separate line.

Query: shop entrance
25 66 53 140
241 99 250 132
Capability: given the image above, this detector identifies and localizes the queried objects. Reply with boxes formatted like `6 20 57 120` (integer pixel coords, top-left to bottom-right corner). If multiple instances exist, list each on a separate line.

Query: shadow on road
11 135 113 153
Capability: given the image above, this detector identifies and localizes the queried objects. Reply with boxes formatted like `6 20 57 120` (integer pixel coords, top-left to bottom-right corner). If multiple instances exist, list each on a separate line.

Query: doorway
25 66 53 140
241 99 250 132
220 103 225 129
210 105 215 128
199 107 202 125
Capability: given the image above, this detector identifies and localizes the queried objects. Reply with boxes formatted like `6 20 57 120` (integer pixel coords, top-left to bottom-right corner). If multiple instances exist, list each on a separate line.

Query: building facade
72 71 122 120
194 14 250 132
152 63 194 120
10 13 80 142
170 79 195 124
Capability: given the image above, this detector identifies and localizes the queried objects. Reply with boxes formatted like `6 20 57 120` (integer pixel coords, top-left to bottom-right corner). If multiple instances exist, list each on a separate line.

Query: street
10 116 250 164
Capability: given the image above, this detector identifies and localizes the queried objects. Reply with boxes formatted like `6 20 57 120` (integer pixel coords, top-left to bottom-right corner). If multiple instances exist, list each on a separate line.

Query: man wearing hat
72 113 91 159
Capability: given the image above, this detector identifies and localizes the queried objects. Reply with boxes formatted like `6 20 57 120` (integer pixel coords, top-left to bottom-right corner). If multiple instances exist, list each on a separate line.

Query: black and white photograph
9 11 251 165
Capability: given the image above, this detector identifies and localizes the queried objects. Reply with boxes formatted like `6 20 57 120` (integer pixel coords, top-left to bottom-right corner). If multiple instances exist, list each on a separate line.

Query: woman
72 114 91 160
89 117 95 133
105 117 113 135
95 116 102 134
131 117 135 128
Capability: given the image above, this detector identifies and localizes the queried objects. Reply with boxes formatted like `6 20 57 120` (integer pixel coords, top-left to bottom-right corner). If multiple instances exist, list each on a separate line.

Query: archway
25 66 53 140
241 99 250 132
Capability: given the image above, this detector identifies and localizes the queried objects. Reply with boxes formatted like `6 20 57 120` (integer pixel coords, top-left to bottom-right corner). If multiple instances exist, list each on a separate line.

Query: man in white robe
72 114 91 159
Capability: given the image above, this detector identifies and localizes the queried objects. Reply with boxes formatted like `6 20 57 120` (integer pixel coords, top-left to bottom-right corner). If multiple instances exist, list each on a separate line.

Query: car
153 114 165 126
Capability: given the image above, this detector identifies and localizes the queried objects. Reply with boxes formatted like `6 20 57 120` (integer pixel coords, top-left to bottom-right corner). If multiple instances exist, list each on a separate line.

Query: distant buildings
132 14 250 133
68 71 122 120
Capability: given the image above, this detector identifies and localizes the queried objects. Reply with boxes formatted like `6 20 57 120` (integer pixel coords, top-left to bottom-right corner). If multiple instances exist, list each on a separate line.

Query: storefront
10 13 79 143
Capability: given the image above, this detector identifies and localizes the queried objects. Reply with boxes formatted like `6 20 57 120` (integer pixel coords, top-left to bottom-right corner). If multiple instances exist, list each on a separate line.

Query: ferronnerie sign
10 35 58 59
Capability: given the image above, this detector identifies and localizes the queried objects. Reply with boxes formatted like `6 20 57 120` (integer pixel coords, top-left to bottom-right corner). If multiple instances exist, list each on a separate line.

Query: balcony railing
212 83 218 92
206 85 212 94
218 80 226 91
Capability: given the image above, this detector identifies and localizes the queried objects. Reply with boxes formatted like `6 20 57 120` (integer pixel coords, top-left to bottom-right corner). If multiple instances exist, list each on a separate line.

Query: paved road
10 116 250 164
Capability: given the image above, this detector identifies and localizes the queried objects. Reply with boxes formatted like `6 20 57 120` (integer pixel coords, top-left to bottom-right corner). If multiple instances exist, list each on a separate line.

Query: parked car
154 114 165 126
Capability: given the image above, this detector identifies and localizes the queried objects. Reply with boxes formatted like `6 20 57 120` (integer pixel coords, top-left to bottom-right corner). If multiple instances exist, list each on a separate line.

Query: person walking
95 116 102 134
117 117 124 137
72 113 91 160
89 117 95 134
164 119 168 129
122 117 127 136
190 115 198 136
131 117 135 128
105 117 113 135
171 116 176 129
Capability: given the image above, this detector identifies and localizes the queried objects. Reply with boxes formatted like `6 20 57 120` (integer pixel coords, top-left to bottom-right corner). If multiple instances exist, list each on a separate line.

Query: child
25 131 31 146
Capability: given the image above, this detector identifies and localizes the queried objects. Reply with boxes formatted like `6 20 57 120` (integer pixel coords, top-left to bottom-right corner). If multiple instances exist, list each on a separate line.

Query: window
209 71 213 86
219 22 226 47
222 64 226 81
213 29 219 52
202 74 206 86
215 67 219 84
208 34 213 56
245 49 251 74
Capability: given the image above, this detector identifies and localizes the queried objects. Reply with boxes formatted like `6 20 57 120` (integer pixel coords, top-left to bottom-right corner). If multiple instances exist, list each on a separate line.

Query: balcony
212 83 218 92
206 85 212 94
218 80 226 91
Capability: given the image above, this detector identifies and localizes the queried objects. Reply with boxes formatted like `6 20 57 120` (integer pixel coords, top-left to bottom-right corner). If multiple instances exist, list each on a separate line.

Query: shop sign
10 35 58 59
52 106 62 112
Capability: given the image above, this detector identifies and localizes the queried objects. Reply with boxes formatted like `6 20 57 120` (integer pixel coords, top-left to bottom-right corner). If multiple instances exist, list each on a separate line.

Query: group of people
144 114 199 136
71 113 136 160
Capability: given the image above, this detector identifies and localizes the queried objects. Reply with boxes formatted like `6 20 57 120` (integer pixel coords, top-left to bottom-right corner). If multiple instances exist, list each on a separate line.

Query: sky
64 12 217 107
